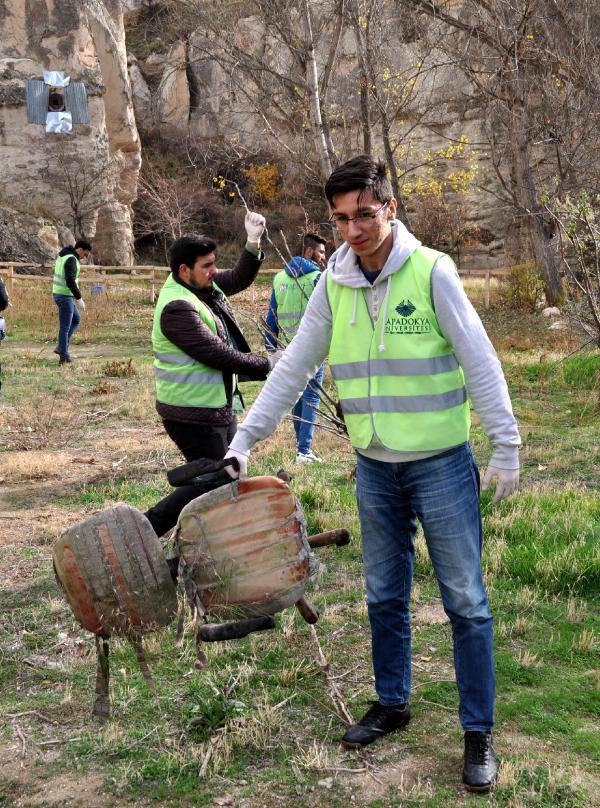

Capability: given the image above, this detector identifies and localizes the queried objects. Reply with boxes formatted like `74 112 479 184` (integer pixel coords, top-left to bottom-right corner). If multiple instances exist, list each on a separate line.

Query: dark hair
302 233 327 254
74 239 92 252
169 235 217 275
324 155 393 207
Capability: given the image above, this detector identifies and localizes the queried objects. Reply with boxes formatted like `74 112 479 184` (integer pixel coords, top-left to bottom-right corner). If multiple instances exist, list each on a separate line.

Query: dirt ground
0 363 179 805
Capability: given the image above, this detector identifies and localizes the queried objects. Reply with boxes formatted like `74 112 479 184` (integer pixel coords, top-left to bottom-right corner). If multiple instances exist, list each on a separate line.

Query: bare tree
346 0 444 227
43 139 116 239
546 193 600 348
177 0 346 186
133 160 204 260
400 0 600 305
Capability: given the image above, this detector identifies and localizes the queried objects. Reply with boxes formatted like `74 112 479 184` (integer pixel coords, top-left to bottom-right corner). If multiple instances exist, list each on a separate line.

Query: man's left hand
245 211 266 244
482 465 519 504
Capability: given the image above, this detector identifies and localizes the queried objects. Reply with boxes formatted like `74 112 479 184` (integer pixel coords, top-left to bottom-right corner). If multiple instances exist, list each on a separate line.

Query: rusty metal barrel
175 475 318 620
53 503 178 637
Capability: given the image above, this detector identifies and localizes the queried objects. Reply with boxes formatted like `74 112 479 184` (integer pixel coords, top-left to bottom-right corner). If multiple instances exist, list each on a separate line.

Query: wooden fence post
484 271 491 309
7 264 14 297
151 269 156 303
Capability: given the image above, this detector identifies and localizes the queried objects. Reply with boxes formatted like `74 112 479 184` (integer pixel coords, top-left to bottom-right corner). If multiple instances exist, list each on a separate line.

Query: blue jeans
355 443 494 731
292 364 324 454
53 294 80 355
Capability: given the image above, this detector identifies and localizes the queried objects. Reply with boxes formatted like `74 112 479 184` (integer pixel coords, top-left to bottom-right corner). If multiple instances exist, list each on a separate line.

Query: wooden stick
308 625 354 725
13 721 27 759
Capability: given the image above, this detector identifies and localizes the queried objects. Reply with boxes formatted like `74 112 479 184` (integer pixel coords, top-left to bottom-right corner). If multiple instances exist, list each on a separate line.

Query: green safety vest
152 274 227 409
52 252 80 296
326 246 470 452
273 268 320 343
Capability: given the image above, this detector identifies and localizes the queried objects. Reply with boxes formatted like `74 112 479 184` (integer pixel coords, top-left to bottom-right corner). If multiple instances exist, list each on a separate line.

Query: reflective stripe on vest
273 268 320 341
52 253 80 296
326 246 470 452
151 275 227 409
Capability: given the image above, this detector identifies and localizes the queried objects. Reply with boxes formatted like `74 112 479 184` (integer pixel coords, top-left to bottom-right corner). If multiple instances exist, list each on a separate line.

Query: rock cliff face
126 9 514 269
0 0 141 265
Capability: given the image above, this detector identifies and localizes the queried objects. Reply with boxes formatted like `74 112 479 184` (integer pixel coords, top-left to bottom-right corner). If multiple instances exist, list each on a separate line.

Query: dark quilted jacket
156 247 270 426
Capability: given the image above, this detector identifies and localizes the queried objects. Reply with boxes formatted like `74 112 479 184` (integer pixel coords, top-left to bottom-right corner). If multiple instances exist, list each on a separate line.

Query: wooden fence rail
0 262 171 303
0 262 508 307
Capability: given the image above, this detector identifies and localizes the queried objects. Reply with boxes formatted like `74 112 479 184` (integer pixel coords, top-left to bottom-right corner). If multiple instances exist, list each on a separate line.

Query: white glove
244 211 266 243
76 298 86 311
482 465 519 504
267 349 284 369
224 448 249 479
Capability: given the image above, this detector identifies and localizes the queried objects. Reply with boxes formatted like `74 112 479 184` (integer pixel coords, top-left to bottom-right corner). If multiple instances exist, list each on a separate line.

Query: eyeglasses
327 201 389 229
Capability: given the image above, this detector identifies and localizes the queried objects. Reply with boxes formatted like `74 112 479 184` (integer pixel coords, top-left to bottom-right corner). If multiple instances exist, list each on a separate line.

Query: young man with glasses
225 154 520 793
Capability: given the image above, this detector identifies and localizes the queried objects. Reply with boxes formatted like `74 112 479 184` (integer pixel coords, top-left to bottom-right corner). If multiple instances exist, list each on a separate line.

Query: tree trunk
382 119 412 231
509 70 563 305
350 2 373 153
302 0 333 181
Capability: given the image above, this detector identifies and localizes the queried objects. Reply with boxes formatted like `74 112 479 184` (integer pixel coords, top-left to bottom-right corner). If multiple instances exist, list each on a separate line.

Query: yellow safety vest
326 246 470 452
152 275 227 409
52 253 80 296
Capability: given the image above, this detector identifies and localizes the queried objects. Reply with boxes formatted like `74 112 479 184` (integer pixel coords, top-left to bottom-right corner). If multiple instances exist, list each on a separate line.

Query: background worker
0 275 8 312
52 239 91 365
144 212 280 538
0 274 8 395
225 155 520 793
265 233 327 463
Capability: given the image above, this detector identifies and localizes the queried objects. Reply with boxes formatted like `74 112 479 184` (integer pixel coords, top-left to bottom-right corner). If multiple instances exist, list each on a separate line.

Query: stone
0 206 60 264
156 41 190 132
548 320 567 330
0 0 141 265
542 306 561 317
129 63 153 132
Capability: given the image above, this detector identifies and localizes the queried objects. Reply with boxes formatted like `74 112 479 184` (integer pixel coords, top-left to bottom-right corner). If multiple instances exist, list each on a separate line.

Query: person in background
0 274 8 395
144 212 281 538
265 233 327 463
0 276 8 312
52 239 91 365
225 155 520 793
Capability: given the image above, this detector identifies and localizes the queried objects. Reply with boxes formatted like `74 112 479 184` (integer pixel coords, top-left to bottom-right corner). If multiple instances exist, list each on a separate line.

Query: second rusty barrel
53 503 178 637
175 475 318 620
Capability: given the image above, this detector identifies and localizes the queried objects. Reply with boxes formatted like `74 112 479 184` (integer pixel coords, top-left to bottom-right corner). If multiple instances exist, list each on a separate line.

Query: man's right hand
224 448 249 479
244 211 266 243
267 349 284 369
76 298 86 311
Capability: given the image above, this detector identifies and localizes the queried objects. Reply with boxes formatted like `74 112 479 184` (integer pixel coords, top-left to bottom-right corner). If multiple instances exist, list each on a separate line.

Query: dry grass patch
570 629 597 652
102 358 137 378
290 738 333 771
0 393 87 450
0 450 70 482
515 649 541 669
566 595 588 623
513 615 533 636
89 381 120 395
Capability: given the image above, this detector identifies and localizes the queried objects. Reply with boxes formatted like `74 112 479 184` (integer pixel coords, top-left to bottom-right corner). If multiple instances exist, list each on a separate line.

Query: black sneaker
341 701 410 749
463 731 498 792
58 353 72 365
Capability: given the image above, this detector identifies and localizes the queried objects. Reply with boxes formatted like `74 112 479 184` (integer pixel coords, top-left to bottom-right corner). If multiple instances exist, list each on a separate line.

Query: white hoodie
230 220 520 469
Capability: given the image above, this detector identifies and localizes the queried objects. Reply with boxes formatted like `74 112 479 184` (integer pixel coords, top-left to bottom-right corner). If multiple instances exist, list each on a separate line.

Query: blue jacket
264 256 321 349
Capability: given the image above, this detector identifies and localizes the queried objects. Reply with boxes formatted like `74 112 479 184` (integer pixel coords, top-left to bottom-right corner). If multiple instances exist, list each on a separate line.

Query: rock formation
126 6 516 269
0 0 141 265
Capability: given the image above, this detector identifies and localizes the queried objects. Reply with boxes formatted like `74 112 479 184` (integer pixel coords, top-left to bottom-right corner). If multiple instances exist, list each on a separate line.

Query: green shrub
502 262 546 311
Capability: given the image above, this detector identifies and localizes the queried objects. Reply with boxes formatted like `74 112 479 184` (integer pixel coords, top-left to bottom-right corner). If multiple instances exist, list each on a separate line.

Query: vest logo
395 300 416 317
387 300 431 334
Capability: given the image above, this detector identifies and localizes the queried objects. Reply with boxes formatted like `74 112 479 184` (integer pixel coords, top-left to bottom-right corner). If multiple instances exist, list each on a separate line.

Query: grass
0 277 598 806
